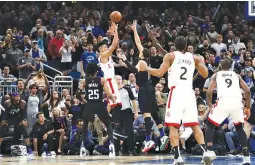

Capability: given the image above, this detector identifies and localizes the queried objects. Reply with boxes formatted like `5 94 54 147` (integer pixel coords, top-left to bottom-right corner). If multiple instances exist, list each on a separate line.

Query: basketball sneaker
109 143 115 158
142 140 155 153
242 149 251 165
160 136 169 151
201 150 216 164
172 156 184 165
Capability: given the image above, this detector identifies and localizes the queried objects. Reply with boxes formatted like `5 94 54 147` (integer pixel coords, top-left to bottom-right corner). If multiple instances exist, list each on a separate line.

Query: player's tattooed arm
238 74 251 108
206 73 217 108
76 79 85 101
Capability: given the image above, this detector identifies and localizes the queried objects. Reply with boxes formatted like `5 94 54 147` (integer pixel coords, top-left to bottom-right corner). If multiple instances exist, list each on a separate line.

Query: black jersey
85 76 103 102
136 59 150 87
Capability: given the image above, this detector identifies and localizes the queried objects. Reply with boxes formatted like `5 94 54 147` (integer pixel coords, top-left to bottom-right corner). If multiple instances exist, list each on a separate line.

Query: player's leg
205 99 228 150
231 103 250 165
165 88 184 164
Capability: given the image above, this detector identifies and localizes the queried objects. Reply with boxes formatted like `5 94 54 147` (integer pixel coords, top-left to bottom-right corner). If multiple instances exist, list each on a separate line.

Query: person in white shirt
211 35 227 56
59 40 75 75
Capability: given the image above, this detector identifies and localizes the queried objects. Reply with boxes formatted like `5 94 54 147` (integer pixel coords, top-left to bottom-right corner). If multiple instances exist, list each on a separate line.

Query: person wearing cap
211 34 227 56
0 92 33 156
30 40 47 70
17 48 36 79
243 66 255 89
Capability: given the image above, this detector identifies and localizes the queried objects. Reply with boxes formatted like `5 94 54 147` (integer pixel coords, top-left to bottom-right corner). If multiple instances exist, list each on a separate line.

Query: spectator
30 19 47 35
32 112 55 156
4 41 23 77
25 84 40 135
17 48 36 80
59 40 74 76
30 40 47 70
155 83 167 122
211 35 227 56
0 92 33 156
0 66 17 85
48 30 64 70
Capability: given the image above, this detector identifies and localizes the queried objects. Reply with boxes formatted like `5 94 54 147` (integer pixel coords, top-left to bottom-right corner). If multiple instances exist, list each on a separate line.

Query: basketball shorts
208 97 244 126
138 85 159 113
105 78 122 106
165 86 199 128
83 102 111 123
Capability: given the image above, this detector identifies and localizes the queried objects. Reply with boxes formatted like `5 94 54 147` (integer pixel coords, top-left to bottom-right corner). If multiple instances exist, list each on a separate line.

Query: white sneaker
51 151 56 156
80 147 87 156
142 140 155 153
242 156 251 165
172 156 184 165
160 136 169 151
155 146 159 152
201 150 216 164
109 143 115 158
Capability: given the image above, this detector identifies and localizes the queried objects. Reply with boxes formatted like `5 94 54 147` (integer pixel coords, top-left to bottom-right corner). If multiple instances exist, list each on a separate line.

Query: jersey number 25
88 89 99 99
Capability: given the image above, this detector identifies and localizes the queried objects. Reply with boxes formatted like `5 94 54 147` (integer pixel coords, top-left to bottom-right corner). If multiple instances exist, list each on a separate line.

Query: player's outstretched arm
129 20 143 53
101 22 119 59
101 78 115 103
238 75 251 109
143 53 173 77
206 73 217 108
194 56 208 78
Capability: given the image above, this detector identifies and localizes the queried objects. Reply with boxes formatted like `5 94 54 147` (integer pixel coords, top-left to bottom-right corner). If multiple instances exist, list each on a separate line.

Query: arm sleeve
123 86 135 100
123 60 138 74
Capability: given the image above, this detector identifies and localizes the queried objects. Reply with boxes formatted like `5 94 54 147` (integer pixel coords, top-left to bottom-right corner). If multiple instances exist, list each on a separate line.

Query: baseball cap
32 40 38 44
11 91 20 97
220 49 227 53
245 66 254 72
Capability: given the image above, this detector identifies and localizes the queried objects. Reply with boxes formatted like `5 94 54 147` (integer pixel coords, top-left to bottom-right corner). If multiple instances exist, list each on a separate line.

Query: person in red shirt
48 30 64 71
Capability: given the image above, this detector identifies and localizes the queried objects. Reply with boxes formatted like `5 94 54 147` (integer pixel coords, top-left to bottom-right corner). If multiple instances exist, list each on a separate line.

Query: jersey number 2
180 67 187 80
88 89 99 99
225 78 232 88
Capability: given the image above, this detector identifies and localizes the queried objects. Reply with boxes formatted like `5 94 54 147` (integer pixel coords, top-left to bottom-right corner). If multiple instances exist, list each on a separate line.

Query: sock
154 137 160 147
158 127 165 137
199 144 207 152
207 145 213 151
146 135 151 142
173 146 180 159
144 117 153 141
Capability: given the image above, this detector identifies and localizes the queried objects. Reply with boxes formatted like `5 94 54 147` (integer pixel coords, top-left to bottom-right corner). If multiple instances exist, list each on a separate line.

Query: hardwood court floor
0 154 255 165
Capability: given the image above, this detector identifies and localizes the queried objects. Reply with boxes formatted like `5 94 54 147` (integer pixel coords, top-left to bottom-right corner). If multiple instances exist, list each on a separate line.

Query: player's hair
76 119 83 125
221 57 232 70
175 36 187 51
142 48 150 58
86 63 98 77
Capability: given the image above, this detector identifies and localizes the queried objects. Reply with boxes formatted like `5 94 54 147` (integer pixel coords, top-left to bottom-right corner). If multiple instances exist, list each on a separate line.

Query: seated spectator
32 112 55 156
155 83 167 122
0 92 33 156
179 124 193 152
52 109 68 154
0 66 17 84
225 117 240 156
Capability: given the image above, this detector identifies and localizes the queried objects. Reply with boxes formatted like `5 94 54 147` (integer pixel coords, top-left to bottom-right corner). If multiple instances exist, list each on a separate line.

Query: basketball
110 11 122 23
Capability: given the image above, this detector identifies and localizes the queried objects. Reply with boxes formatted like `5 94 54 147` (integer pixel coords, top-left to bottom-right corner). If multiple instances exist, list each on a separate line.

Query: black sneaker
128 150 139 156
0 151 3 157
228 149 240 156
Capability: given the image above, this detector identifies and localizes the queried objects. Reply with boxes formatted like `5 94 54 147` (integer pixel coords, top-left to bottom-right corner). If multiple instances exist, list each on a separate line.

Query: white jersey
99 56 115 79
168 51 195 89
216 70 242 99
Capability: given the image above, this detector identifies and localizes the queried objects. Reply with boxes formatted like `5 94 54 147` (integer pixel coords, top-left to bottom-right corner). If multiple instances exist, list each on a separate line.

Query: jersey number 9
225 78 232 88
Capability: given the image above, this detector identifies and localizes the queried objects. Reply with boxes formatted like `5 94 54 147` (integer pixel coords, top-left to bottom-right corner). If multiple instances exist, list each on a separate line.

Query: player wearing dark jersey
120 20 169 153
76 63 116 157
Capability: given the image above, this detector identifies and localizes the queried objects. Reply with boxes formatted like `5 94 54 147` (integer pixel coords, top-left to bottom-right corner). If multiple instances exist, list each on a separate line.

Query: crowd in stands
0 1 255 157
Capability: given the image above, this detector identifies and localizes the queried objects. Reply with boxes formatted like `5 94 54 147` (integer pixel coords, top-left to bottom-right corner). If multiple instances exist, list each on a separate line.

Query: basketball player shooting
206 58 251 165
76 63 116 157
139 36 215 165
97 22 122 108
120 20 169 153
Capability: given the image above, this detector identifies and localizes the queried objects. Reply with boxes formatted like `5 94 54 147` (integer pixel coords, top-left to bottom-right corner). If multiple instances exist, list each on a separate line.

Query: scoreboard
245 1 255 19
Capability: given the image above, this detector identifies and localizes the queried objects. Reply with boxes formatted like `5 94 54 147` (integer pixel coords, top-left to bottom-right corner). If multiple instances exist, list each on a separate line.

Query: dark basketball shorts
83 102 111 123
138 85 159 113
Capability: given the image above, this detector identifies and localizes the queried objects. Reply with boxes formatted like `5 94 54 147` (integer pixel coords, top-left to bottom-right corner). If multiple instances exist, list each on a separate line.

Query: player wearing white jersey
206 58 251 165
97 22 121 107
140 36 215 165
